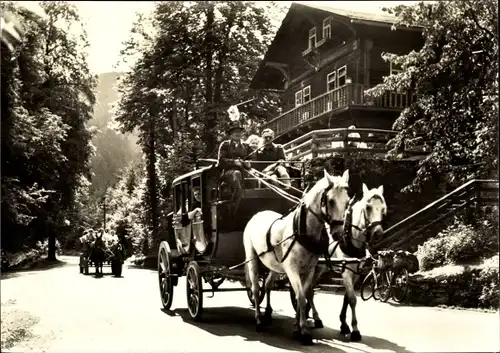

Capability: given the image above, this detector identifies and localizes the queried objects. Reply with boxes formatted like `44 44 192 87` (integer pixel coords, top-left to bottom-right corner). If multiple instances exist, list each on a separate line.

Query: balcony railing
262 83 416 137
283 128 427 160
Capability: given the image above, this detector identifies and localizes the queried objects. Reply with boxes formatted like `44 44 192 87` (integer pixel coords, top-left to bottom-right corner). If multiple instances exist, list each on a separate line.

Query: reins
226 171 344 271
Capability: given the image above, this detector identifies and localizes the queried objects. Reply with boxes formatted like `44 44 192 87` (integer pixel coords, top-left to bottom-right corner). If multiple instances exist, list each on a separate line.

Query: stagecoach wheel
245 278 265 307
360 272 376 301
391 268 409 303
377 270 392 303
186 261 203 321
158 241 174 310
288 283 311 316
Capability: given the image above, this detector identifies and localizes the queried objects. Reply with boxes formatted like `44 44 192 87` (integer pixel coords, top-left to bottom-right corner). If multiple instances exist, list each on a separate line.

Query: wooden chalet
250 2 424 147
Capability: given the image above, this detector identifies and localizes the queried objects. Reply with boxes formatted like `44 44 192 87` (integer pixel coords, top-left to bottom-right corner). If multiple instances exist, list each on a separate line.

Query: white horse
310 183 387 341
243 169 350 345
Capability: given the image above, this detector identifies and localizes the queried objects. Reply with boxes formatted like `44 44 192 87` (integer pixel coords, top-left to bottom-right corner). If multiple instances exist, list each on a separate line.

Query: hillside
88 72 141 197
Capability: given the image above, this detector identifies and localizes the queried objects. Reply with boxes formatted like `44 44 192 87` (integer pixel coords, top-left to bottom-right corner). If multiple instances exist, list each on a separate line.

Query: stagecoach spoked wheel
289 283 311 316
186 261 203 320
360 273 375 301
158 241 174 310
391 268 409 303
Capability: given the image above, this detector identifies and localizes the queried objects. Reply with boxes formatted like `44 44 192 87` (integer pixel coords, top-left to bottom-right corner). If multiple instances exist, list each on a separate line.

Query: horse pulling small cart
79 232 126 277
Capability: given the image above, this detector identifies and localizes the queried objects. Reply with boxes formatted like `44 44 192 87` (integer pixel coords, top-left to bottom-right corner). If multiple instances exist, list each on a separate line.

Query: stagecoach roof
172 166 214 186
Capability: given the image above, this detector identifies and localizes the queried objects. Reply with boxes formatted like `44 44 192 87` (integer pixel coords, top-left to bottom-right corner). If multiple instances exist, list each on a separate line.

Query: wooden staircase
374 179 499 252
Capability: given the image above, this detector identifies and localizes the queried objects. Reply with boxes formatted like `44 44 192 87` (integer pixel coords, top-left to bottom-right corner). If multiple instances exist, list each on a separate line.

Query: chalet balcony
262 83 416 138
283 128 427 161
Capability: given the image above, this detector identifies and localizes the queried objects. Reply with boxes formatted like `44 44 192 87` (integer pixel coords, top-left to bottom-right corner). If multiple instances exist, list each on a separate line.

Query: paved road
1 256 498 353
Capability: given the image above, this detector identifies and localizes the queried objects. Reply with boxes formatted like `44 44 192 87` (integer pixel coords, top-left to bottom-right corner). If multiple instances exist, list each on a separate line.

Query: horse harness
327 195 384 273
263 184 344 263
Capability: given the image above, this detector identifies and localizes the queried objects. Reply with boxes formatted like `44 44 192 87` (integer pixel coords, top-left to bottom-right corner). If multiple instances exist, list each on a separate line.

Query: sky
69 1 420 75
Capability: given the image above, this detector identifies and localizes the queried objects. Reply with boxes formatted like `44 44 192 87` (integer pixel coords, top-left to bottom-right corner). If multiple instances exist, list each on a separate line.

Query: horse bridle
306 184 345 229
345 195 384 244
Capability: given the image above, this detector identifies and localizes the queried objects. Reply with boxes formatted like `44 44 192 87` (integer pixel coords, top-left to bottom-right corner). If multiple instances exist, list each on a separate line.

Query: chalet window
390 60 404 75
303 86 311 103
338 66 347 87
327 72 337 91
295 90 303 107
308 27 316 50
323 17 331 40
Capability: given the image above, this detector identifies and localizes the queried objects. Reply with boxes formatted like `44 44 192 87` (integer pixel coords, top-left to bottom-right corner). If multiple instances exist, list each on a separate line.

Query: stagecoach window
308 27 316 50
327 71 337 91
338 66 347 87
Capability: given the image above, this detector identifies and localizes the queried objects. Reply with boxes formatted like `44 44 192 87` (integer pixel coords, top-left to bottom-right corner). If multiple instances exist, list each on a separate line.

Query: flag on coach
1 2 47 54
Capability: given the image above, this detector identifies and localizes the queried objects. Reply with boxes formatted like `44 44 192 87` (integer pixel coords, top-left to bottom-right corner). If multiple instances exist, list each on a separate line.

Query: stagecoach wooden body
158 162 304 319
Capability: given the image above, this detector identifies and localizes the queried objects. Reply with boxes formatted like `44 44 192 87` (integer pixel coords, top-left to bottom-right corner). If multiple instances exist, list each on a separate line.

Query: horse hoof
256 322 265 333
351 331 362 342
292 330 301 340
300 333 314 346
314 319 324 329
340 323 351 335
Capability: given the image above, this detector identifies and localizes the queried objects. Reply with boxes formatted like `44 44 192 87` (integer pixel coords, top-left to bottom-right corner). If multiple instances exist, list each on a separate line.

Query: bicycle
360 251 409 303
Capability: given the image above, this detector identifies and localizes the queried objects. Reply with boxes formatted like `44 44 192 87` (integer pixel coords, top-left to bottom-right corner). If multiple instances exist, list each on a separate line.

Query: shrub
416 217 498 271
478 255 500 309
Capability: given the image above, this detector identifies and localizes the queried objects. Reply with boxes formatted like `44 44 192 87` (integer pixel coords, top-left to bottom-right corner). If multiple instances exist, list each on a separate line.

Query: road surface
1 256 498 353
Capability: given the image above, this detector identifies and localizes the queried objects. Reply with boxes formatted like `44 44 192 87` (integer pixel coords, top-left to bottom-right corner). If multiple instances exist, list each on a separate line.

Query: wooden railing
374 179 499 251
262 83 416 137
282 128 427 160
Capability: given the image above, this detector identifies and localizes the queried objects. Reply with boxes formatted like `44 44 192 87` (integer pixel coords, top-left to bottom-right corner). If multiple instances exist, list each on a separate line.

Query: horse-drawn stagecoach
158 158 388 345
79 230 127 277
158 161 303 316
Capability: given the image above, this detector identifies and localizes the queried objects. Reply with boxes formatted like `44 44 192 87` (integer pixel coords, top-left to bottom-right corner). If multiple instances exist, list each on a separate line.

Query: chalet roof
298 2 401 26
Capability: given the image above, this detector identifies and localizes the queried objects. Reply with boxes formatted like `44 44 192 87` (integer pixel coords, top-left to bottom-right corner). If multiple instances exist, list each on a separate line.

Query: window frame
323 17 332 40
390 60 404 75
327 71 337 92
337 65 347 87
308 27 317 50
295 90 303 107
303 85 311 103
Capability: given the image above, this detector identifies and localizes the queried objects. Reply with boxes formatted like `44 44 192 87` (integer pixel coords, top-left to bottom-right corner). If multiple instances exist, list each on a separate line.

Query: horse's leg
308 265 326 329
263 271 277 325
345 275 361 341
339 292 351 335
289 271 313 345
244 247 264 331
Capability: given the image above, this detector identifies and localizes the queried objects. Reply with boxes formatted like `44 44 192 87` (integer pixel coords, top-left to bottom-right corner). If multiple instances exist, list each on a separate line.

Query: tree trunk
203 2 216 157
47 234 57 261
146 113 158 255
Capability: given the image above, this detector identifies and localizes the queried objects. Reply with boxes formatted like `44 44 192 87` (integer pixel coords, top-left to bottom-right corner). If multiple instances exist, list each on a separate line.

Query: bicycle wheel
391 267 409 303
360 272 376 301
377 270 392 303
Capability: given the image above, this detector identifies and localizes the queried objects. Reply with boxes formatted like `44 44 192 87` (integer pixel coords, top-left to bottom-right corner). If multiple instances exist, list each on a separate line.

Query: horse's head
303 169 350 237
354 183 387 242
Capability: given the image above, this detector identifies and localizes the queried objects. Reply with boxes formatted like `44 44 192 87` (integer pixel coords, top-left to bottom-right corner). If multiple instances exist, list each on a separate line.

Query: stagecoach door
173 182 192 255
190 177 207 254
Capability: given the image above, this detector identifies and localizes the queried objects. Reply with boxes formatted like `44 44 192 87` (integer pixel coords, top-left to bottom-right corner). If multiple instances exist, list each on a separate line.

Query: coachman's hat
227 121 244 134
